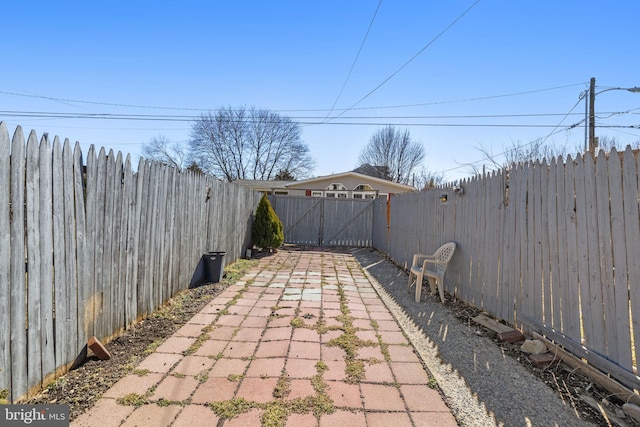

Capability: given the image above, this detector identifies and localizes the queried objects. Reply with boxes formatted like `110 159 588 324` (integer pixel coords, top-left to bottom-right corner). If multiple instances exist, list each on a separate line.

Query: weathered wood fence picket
0 122 260 402
373 148 640 391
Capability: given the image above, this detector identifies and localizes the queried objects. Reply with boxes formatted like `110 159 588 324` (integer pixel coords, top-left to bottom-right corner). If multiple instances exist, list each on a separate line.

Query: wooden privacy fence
269 195 374 246
374 147 640 391
0 122 260 402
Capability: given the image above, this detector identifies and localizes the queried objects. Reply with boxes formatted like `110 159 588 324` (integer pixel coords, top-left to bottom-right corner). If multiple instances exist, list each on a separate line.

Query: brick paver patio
72 248 458 427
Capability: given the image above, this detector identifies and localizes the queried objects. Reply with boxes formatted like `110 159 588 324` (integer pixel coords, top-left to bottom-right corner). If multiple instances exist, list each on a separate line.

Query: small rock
521 339 547 355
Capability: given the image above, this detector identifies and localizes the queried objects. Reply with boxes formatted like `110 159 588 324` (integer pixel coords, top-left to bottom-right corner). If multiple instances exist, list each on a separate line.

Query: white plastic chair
407 242 456 303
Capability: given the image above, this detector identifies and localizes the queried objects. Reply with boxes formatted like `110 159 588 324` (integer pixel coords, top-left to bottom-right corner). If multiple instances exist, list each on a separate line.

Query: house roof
233 179 294 190
285 171 416 192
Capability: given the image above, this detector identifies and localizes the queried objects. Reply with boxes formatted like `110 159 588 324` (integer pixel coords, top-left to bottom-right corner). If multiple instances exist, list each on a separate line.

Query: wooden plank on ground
473 314 524 342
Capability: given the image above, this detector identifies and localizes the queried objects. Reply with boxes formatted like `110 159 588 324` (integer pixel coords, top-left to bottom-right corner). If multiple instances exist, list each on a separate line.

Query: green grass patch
261 401 289 427
326 333 376 359
143 339 164 355
156 398 182 407
345 360 365 384
428 377 438 389
227 374 244 382
223 259 258 283
208 397 254 419
132 368 150 377
272 375 291 399
117 393 147 407
195 372 209 383
185 333 209 355
290 317 306 328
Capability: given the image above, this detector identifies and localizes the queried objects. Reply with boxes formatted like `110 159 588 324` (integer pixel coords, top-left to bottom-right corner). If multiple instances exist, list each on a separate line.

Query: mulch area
25 281 229 421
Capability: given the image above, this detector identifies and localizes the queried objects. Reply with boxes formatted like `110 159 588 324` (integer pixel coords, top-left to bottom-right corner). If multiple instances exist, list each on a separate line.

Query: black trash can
204 251 226 284
189 251 226 288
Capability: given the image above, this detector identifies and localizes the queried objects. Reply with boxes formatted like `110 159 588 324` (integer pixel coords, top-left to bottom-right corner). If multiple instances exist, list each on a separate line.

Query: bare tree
412 167 445 190
141 135 188 170
465 139 570 176
189 106 315 182
596 136 640 153
357 126 425 185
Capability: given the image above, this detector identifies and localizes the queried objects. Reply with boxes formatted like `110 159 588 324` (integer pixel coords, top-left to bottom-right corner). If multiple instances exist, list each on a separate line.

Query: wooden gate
269 195 374 247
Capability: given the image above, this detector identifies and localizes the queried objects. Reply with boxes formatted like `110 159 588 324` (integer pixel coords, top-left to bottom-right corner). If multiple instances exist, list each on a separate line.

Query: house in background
234 164 417 199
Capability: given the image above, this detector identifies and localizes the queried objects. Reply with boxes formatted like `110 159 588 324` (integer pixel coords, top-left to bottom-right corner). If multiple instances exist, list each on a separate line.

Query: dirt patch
24 259 257 421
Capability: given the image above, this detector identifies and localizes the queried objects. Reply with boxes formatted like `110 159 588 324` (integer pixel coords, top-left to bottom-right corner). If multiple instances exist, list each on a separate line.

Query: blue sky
2 1 639 182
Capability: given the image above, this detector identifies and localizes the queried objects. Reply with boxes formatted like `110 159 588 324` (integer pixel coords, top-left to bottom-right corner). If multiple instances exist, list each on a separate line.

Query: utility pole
588 77 596 154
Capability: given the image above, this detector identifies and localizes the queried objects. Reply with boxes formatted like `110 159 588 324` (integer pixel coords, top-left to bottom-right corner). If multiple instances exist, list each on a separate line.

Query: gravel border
352 247 596 427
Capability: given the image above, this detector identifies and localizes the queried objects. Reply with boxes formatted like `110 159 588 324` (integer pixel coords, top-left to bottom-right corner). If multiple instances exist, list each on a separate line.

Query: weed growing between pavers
187 280 252 355
261 401 289 427
206 356 336 426
185 330 210 355
117 392 147 407
156 398 182 407
290 317 305 328
227 374 244 382
195 371 209 383
132 369 150 377
272 373 291 399
208 397 253 418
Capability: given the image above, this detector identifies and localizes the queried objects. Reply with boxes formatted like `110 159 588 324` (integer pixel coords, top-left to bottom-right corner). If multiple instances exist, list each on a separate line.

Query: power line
1 82 587 115
326 0 482 122
0 90 208 111
325 0 382 120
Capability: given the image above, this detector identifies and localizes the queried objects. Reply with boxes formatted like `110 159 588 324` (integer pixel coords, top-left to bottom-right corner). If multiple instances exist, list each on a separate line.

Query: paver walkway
72 248 458 427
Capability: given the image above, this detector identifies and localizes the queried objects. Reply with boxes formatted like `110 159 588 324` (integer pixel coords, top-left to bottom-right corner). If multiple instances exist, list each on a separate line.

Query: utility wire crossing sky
2 1 639 181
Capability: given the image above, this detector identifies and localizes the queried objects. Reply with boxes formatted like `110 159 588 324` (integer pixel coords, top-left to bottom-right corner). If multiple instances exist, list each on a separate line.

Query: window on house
326 183 347 191
311 191 323 197
354 184 374 192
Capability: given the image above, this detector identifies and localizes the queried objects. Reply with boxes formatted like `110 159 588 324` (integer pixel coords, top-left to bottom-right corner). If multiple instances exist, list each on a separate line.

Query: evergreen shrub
252 194 284 250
